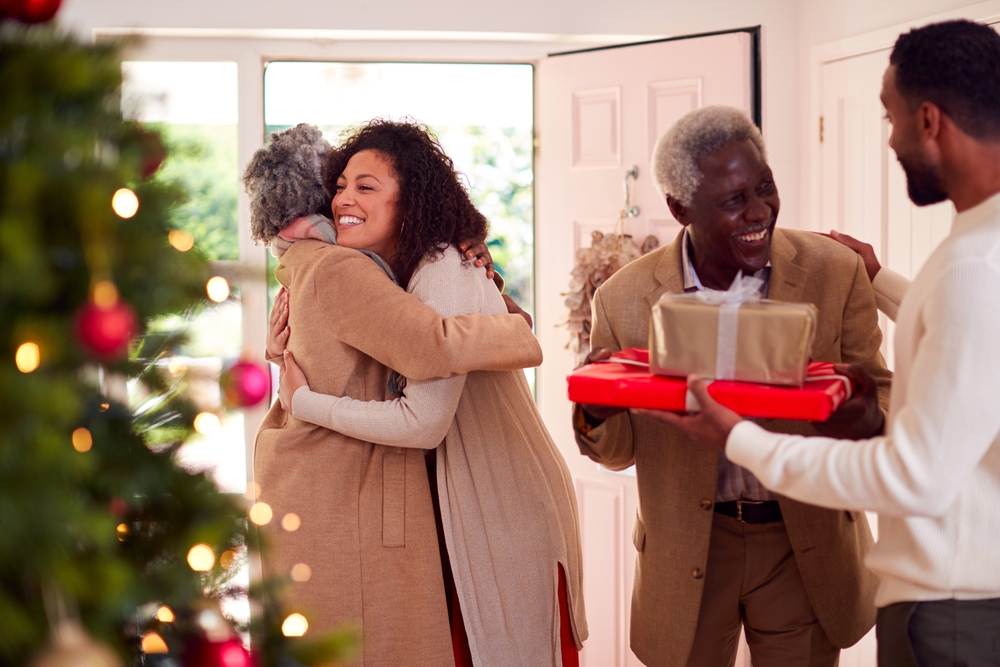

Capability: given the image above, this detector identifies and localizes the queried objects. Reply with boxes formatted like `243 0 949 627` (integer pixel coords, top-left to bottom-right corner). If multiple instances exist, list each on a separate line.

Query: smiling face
881 65 948 207
669 139 779 290
332 149 402 261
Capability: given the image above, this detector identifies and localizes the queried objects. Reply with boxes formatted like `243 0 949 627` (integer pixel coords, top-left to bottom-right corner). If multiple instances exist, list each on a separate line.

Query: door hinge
819 116 824 143
533 132 540 155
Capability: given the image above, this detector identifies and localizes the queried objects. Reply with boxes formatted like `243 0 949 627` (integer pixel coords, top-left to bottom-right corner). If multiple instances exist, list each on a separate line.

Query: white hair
651 106 766 207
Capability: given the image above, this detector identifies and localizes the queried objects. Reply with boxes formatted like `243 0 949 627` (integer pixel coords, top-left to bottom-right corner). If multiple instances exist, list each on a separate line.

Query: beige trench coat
254 240 542 667
575 229 889 667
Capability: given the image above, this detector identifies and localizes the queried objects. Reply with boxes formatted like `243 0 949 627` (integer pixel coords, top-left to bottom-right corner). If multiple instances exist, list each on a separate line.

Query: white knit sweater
727 192 1000 607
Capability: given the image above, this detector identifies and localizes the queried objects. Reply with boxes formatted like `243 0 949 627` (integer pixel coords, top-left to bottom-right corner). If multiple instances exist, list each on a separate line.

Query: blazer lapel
646 232 686 309
767 229 808 303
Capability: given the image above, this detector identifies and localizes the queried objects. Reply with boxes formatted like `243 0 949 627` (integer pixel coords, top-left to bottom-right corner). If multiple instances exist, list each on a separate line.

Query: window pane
122 62 239 261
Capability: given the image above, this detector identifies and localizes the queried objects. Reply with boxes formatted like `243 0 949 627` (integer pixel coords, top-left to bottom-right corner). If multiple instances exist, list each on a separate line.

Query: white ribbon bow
696 272 764 380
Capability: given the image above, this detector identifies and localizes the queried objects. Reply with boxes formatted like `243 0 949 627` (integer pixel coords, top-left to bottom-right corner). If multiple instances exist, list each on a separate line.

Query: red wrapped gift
568 349 852 422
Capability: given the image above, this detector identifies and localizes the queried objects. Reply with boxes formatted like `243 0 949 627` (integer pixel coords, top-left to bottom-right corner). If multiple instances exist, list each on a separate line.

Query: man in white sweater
641 19 1000 666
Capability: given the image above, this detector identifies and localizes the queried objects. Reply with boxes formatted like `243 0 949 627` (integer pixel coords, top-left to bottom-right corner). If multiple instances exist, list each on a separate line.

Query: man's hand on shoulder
830 230 881 282
813 363 885 439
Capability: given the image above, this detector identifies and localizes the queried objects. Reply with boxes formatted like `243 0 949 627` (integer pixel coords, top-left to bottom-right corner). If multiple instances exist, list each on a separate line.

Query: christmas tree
0 6 353 666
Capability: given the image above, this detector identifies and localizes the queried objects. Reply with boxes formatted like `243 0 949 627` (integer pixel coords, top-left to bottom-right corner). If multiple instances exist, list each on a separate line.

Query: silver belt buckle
735 499 765 522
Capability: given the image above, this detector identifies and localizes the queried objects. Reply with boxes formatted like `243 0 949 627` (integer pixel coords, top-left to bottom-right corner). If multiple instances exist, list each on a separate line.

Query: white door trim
805 0 1000 233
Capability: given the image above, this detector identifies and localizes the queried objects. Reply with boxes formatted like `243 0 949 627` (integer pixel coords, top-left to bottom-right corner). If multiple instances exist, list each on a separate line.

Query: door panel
537 31 756 667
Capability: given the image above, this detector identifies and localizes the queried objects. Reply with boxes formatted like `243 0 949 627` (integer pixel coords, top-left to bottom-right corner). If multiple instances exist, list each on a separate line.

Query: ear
916 101 943 142
665 195 690 226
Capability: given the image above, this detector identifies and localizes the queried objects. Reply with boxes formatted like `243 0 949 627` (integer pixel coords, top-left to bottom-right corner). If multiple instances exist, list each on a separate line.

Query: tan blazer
576 229 889 667
255 240 541 667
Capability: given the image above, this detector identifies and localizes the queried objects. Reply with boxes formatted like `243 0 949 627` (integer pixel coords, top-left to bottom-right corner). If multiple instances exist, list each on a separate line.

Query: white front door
536 31 757 666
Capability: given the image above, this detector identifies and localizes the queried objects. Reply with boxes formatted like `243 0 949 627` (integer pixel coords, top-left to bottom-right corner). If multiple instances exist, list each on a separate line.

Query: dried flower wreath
562 222 660 363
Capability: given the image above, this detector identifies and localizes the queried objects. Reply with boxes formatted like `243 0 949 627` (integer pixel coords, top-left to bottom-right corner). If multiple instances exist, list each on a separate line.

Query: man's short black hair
891 19 1000 140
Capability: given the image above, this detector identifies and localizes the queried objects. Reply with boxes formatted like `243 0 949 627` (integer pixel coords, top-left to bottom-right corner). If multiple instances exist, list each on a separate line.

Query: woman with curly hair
273 119 587 666
248 124 545 667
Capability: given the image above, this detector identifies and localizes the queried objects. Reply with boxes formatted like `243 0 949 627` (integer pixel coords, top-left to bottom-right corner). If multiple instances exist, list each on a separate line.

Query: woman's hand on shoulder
266 287 290 364
457 238 495 280
278 350 310 413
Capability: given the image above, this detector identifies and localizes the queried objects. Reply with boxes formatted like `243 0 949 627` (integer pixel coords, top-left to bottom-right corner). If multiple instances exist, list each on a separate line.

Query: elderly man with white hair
572 105 891 667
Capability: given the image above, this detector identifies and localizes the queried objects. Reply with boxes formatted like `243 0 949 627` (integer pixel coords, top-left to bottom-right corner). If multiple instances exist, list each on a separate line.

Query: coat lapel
646 232 686 309
766 229 808 304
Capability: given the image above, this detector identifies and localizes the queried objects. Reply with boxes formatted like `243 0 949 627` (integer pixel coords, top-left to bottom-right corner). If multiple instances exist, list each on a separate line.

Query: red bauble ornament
0 0 62 23
75 300 139 359
221 360 270 408
182 638 252 667
127 125 167 179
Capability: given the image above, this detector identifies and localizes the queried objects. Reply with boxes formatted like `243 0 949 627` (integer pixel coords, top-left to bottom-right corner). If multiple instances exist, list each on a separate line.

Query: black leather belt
714 500 783 524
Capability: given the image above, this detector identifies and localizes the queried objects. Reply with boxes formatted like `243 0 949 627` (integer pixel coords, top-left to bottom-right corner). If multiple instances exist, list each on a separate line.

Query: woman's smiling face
332 149 402 262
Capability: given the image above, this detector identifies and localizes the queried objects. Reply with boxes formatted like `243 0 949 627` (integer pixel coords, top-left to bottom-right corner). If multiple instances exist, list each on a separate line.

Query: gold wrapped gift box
649 293 818 387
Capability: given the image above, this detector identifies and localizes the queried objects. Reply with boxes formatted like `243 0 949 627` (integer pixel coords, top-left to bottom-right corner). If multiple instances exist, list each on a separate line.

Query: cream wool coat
254 240 542 667
576 229 890 667
292 247 588 666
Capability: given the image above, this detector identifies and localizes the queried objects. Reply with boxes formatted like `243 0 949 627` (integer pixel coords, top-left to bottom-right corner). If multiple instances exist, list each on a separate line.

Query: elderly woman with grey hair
245 123 543 665
572 105 889 667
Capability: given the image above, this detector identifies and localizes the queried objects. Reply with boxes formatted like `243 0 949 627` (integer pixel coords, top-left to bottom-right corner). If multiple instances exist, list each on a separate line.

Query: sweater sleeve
726 261 1000 517
872 267 911 322
291 250 480 448
311 246 541 380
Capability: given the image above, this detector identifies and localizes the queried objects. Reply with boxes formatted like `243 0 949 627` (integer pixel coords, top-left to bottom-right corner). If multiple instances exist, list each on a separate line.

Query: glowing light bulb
141 632 169 653
116 523 129 542
220 549 237 570
248 502 273 525
290 563 312 582
194 412 221 436
206 276 230 303
15 343 40 373
92 280 119 308
281 613 309 637
112 188 139 218
155 605 175 623
281 513 301 532
72 428 93 453
187 544 215 571
168 229 195 252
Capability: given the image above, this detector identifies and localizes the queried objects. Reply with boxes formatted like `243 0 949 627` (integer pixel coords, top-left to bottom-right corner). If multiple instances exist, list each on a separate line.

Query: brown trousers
685 513 840 667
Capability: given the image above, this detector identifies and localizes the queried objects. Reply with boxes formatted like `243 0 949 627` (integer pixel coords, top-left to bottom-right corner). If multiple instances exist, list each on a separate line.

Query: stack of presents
568 275 853 421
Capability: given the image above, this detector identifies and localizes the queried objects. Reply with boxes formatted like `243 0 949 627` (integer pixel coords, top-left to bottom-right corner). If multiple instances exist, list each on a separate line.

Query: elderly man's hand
812 363 884 439
577 347 628 422
633 374 743 451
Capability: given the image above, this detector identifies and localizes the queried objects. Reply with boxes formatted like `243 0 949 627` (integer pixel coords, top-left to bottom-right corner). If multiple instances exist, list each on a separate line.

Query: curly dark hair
325 118 488 287
891 20 1000 140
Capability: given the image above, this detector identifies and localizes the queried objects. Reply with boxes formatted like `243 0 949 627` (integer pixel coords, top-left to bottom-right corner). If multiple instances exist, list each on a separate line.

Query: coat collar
645 227 808 306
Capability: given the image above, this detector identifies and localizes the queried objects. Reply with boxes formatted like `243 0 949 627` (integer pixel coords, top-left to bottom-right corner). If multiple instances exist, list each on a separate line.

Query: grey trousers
877 597 1000 666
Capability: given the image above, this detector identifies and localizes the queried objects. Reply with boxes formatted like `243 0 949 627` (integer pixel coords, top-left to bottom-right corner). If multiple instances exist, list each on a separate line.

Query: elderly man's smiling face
668 139 779 290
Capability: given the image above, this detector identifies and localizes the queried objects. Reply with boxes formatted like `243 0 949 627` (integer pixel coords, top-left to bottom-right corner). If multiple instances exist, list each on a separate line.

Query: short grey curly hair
243 123 333 245
651 106 766 207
